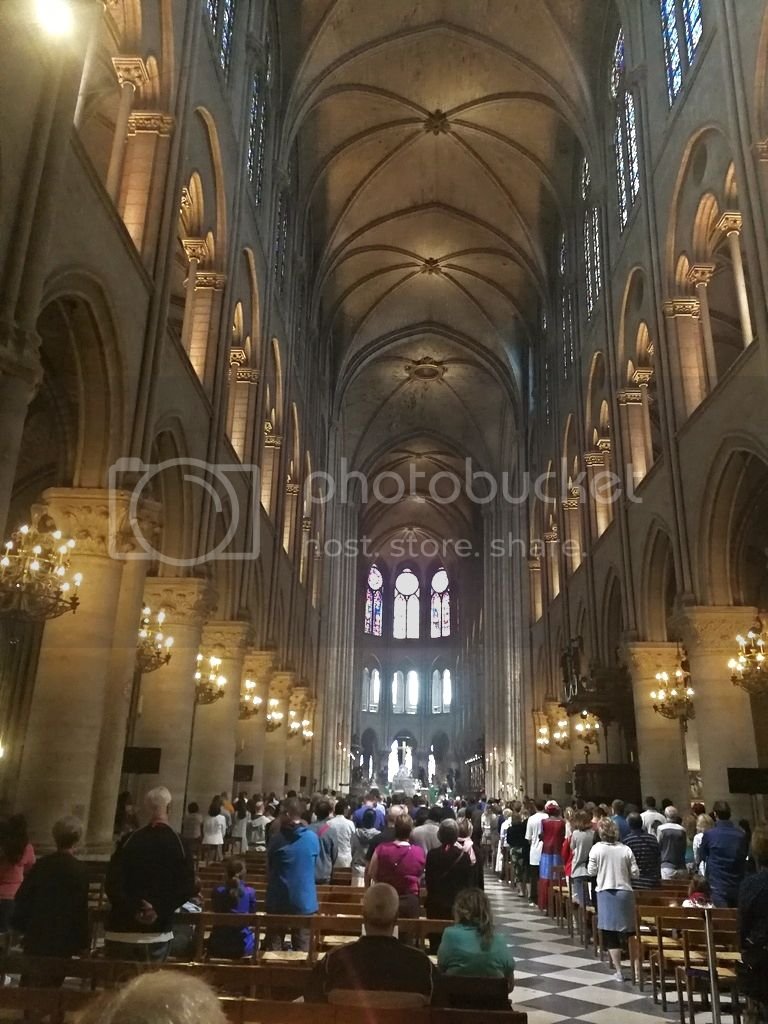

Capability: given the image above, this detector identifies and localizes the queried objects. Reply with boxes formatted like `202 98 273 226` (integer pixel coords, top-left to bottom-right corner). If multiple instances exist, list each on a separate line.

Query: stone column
180 239 207 358
717 213 754 349
584 450 611 538
617 388 649 486
15 489 129 843
187 621 250 809
687 264 718 390
121 112 175 256
86 496 161 851
670 606 759 818
105 57 148 202
0 351 41 539
623 642 690 809
261 672 294 797
235 650 273 793
662 299 707 417
285 686 309 793
132 577 213 829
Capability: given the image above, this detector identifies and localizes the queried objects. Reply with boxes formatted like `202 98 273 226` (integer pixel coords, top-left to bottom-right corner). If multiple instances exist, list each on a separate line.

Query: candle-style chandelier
553 718 571 749
265 697 284 732
728 618 768 696
536 725 550 750
136 606 174 673
302 720 314 745
0 518 82 620
239 678 263 719
651 649 695 726
288 708 303 740
194 652 226 705
574 709 600 747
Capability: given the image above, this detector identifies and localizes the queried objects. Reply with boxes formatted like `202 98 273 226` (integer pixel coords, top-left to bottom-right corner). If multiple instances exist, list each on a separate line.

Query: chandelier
194 652 226 705
553 718 571 749
574 710 600 747
302 720 314 745
0 519 82 620
136 606 173 673
265 697 284 732
651 650 695 725
239 678 263 720
728 619 768 696
536 725 550 750
288 708 303 740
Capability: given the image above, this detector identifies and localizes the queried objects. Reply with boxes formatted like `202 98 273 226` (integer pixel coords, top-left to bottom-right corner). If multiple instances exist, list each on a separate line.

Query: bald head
363 883 399 934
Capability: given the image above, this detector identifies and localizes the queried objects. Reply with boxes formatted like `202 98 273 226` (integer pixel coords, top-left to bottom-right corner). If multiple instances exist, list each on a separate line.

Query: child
207 859 257 959
682 874 713 908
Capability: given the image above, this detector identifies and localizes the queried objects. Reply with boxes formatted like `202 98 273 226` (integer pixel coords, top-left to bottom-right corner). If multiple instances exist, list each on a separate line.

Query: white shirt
231 811 250 840
588 841 639 892
327 814 356 868
641 809 665 836
525 811 548 866
203 814 227 845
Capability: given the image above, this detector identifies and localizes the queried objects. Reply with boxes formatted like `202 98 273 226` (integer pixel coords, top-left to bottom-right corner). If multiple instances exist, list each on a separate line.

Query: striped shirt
623 831 662 889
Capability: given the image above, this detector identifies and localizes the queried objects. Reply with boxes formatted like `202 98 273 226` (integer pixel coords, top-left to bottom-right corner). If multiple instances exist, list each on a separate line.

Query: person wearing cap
537 801 566 911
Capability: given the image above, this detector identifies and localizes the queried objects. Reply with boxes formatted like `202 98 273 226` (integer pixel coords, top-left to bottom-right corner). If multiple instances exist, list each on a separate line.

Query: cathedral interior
1 0 768 848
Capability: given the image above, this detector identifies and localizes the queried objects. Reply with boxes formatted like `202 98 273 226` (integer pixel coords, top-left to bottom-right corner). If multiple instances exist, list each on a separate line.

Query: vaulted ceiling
285 0 617 540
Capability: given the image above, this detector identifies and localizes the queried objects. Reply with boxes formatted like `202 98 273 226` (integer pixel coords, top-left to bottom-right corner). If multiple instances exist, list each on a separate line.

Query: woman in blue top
207 859 257 959
438 889 515 986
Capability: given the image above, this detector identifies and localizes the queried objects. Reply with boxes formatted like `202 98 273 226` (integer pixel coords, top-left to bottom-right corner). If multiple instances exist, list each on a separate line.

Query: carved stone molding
584 450 605 468
663 298 700 318
668 606 757 653
528 557 542 572
621 641 680 679
264 433 282 450
195 271 227 290
687 262 716 287
617 388 643 406
230 348 248 367
112 56 149 89
756 138 768 161
632 367 653 387
182 237 208 263
285 483 301 497
716 211 743 236
235 368 259 384
269 671 296 701
127 111 175 136
424 109 450 135
301 516 312 532
242 649 274 683
202 620 252 660
143 577 215 627
33 488 159 558
289 686 310 713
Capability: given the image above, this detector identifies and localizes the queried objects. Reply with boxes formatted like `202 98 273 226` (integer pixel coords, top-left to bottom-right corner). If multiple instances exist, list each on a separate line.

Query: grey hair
145 786 172 815
52 816 82 849
76 972 227 1024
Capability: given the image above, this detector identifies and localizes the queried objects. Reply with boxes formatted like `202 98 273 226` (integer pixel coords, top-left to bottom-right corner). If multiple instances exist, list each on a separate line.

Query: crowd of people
0 784 764 1018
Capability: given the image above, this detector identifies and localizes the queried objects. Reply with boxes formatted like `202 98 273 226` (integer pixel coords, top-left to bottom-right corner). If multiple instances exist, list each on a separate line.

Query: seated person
307 882 435 1006
738 825 768 1014
207 858 256 959
438 889 515 985
78 971 228 1024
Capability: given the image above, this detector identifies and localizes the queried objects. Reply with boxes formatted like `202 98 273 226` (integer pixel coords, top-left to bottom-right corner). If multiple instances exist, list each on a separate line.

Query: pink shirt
0 843 36 899
373 841 426 896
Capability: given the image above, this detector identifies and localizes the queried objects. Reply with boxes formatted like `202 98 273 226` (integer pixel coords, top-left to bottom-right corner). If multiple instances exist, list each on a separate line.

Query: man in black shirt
104 786 195 962
308 883 434 1005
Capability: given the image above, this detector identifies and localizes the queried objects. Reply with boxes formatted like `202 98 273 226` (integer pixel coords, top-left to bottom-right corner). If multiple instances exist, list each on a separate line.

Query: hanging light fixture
0 518 82 620
301 718 314 745
536 724 550 750
553 718 571 749
287 708 303 740
136 606 173 673
194 652 226 705
265 697 284 732
651 650 695 726
728 619 768 696
239 678 263 720
574 709 600 747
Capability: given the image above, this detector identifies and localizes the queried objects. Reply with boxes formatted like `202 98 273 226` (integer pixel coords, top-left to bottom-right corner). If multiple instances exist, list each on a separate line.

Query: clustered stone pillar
716 212 754 349
132 577 213 830
187 621 250 808
15 489 129 843
671 606 759 819
105 57 148 202
261 672 294 797
623 642 690 810
235 650 273 794
285 686 309 793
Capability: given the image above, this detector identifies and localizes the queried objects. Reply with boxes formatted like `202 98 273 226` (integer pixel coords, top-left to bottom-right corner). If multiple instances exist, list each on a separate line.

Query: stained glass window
204 0 236 74
364 564 383 636
430 567 450 638
273 192 284 281
370 669 380 712
361 667 370 711
661 0 702 104
442 669 452 713
544 356 551 425
392 671 405 714
406 670 419 714
582 161 602 319
393 568 420 639
247 72 268 204
559 231 567 277
612 30 640 230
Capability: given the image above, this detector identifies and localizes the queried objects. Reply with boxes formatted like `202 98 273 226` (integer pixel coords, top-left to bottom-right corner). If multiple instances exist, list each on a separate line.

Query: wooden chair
671 915 743 1024
432 974 510 1010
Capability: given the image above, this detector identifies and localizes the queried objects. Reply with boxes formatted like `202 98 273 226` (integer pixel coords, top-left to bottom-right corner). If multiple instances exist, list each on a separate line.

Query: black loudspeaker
234 764 254 783
121 747 161 774
728 767 768 795
543 782 552 795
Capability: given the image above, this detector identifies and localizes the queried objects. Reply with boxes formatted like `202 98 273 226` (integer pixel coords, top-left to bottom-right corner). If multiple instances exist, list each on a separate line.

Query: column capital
663 297 700 318
669 606 757 652
143 576 215 627
632 367 653 387
264 431 282 449
202 620 252 659
617 387 643 406
270 671 296 700
195 271 227 290
621 641 680 677
584 450 605 468
33 487 161 558
289 686 310 712
687 262 716 287
756 138 768 161
112 56 149 89
243 649 275 682
127 111 175 136
182 237 208 263
716 211 742 236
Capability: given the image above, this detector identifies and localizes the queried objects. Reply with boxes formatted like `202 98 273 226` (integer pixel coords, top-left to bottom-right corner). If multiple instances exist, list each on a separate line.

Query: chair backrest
328 989 429 1008
433 974 510 1010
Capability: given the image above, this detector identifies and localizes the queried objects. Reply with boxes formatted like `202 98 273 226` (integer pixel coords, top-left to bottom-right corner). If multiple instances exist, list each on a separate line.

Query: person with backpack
307 799 338 884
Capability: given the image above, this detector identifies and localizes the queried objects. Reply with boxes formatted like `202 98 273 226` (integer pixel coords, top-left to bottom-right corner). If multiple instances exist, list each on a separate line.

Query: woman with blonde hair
77 971 227 1024
437 888 515 984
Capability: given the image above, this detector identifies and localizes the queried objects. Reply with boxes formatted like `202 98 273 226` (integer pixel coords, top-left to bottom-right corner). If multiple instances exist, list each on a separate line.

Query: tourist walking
588 818 639 981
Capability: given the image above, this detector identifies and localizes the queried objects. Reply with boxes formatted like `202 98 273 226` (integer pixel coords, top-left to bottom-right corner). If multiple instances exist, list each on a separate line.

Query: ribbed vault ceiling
286 0 614 535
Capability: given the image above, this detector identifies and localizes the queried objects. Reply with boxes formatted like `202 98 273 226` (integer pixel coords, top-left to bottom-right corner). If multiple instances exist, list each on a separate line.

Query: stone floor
484 873 734 1024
